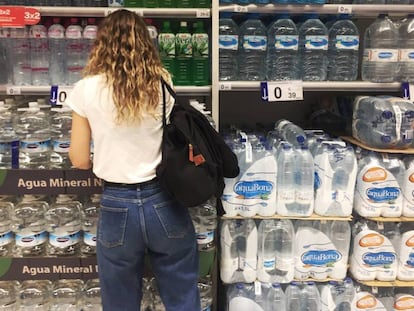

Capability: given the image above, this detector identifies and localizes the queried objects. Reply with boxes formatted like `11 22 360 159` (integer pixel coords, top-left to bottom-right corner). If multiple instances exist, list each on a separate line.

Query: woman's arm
69 111 92 170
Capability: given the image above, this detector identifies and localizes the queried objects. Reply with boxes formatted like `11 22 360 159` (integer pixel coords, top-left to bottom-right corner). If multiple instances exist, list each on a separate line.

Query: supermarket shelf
0 85 212 96
356 280 414 287
218 81 402 92
364 216 414 222
342 136 414 154
219 4 414 17
221 213 352 221
33 6 211 18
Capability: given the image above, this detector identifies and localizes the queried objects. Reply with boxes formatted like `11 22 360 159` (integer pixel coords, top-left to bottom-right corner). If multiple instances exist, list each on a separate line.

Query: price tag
196 9 210 18
261 80 303 102
337 5 352 15
0 6 25 28
24 7 40 25
50 85 72 105
219 82 232 91
234 5 248 13
6 86 21 95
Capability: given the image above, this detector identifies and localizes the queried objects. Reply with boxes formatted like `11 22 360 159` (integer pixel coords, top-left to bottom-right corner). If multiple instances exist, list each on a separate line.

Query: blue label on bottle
379 52 394 59
219 35 238 50
301 250 341 266
234 180 274 199
243 35 267 51
366 187 400 202
407 253 414 267
275 35 298 50
409 52 414 59
362 252 396 266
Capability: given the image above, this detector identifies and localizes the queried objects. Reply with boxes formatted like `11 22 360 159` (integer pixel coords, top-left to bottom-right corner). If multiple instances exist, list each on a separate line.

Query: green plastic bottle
175 21 193 86
123 0 144 6
177 0 193 8
195 0 211 7
143 0 158 7
192 21 209 86
158 0 176 7
158 21 176 79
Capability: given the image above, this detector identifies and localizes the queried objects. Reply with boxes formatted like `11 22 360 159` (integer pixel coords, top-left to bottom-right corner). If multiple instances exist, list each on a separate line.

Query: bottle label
0 231 13 246
48 26 65 39
275 35 299 50
394 294 414 310
16 231 47 247
263 257 276 270
242 35 267 51
49 231 81 248
278 189 295 204
196 230 214 245
176 33 192 57
158 33 176 58
364 49 398 62
399 49 414 62
295 190 314 205
83 231 97 246
52 139 70 153
65 26 83 39
20 139 51 153
83 26 98 40
305 35 328 50
335 35 359 50
219 35 238 50
192 33 209 58
276 256 293 272
29 25 47 38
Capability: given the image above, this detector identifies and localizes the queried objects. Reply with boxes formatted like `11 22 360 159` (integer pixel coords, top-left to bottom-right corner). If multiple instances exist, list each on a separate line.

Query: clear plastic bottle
335 277 355 311
327 15 359 81
49 279 83 311
175 21 192 86
274 119 307 147
285 282 301 311
65 18 84 85
266 283 286 311
228 283 251 311
81 279 102 311
12 195 48 257
219 13 239 81
298 14 329 81
48 18 67 86
10 27 31 86
192 21 209 86
257 219 294 283
19 280 52 311
29 24 50 86
0 280 19 310
301 282 322 311
83 18 98 68
238 14 267 81
158 21 176 78
276 143 296 216
189 200 217 252
399 14 414 82
0 27 10 85
81 194 101 257
361 14 399 82
293 145 314 216
266 15 300 81
0 201 14 257
15 102 51 169
329 221 351 279
0 102 19 169
50 105 72 169
45 194 82 257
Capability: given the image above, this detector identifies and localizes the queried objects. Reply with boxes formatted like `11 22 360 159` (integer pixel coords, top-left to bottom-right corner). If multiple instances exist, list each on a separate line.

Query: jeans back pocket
98 205 128 248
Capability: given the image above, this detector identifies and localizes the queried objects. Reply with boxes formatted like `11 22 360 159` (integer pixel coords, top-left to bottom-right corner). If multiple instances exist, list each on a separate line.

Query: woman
67 10 200 310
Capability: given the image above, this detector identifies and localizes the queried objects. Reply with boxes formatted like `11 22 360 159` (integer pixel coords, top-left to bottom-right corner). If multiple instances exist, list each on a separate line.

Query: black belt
103 177 158 189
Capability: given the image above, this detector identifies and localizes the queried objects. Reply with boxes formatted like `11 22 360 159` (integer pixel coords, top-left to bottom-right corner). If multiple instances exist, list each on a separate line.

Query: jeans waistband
103 177 158 189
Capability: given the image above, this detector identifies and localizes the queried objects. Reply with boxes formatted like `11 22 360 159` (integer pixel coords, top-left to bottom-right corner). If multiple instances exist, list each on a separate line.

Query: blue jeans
97 179 200 311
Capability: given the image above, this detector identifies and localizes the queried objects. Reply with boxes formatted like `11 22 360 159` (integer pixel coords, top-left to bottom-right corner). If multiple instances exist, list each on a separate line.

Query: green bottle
192 21 209 86
143 0 158 7
158 0 176 7
158 21 177 80
175 21 192 86
177 0 193 8
123 0 144 6
195 0 211 7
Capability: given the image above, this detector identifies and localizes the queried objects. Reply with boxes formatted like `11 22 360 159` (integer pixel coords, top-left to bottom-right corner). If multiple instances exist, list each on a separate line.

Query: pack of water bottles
349 219 414 282
220 218 351 284
0 278 102 310
352 96 414 150
0 193 101 258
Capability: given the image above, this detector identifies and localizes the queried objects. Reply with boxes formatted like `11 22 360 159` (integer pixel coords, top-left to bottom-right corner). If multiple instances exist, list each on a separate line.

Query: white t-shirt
66 74 175 183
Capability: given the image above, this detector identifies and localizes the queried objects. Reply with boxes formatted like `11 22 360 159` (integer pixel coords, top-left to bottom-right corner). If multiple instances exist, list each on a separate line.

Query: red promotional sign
0 6 25 28
24 7 40 25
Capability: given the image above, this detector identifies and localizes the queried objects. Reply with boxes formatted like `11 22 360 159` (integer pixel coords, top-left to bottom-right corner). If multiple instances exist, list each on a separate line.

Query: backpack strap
161 77 177 128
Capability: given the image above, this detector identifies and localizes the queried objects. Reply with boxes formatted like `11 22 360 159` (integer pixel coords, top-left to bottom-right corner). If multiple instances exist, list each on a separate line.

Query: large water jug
219 14 239 81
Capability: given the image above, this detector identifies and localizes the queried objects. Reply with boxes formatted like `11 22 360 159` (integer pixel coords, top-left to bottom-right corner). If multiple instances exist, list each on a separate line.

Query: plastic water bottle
266 15 300 81
50 105 72 169
276 143 296 216
285 282 301 311
298 14 329 81
219 14 239 81
46 194 82 257
29 24 50 86
48 18 66 86
0 281 19 310
19 280 52 311
65 18 84 85
329 221 351 279
50 279 83 311
274 119 307 146
12 195 48 257
238 14 267 81
361 14 399 82
228 283 250 311
257 219 294 284
301 282 322 311
0 102 19 169
0 201 14 257
266 283 286 311
0 28 10 85
335 277 355 311
15 102 51 169
81 279 102 311
192 21 209 86
175 21 192 86
327 15 359 81
10 27 31 86
158 21 176 78
399 14 414 82
83 18 98 68
293 145 314 215
81 194 101 257
189 200 217 252
199 280 213 311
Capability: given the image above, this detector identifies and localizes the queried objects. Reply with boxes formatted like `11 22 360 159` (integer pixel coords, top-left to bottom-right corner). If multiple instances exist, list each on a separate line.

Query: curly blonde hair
83 9 171 124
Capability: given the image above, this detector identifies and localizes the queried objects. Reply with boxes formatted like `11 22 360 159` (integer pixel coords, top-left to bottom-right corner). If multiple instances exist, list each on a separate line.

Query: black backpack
156 79 239 214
